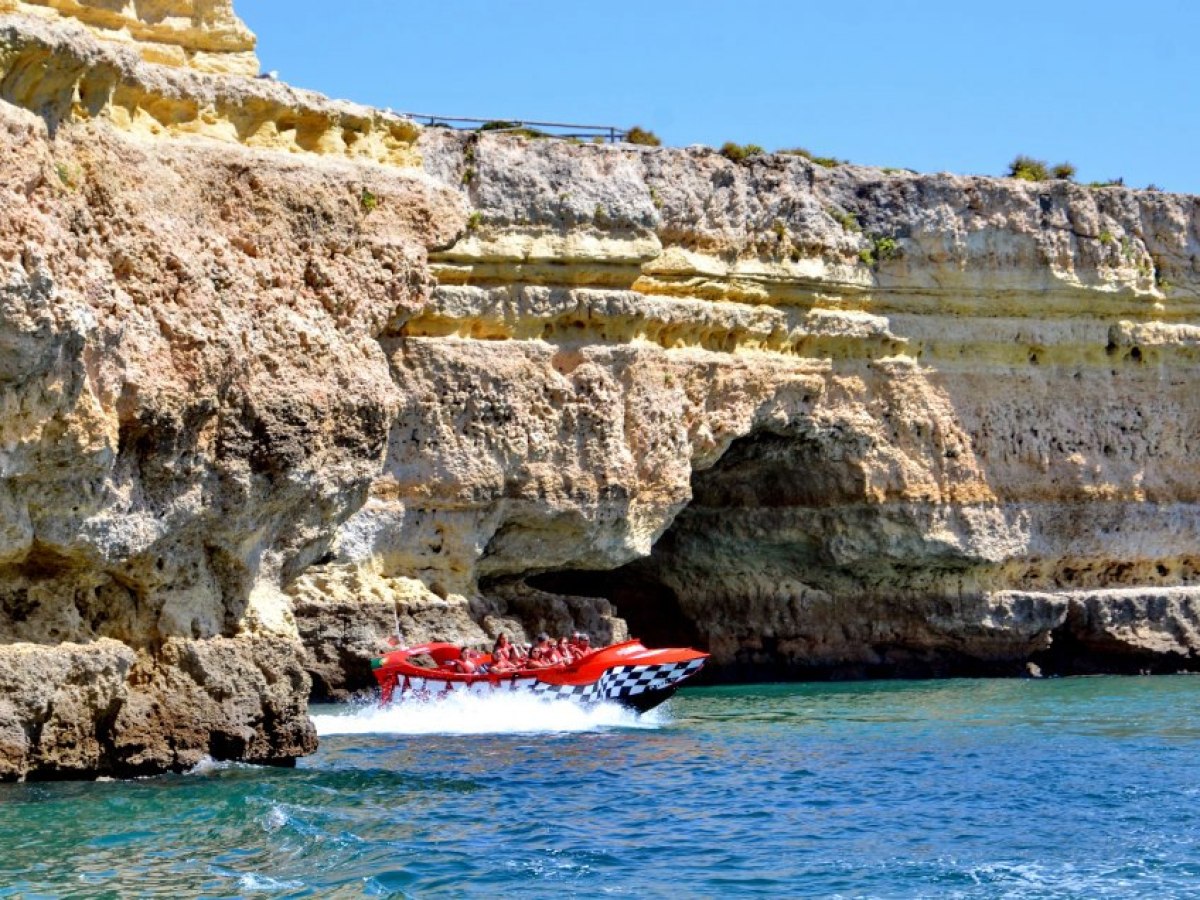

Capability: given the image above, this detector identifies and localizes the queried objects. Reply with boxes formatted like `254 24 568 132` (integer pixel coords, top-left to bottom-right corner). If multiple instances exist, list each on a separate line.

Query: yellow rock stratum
0 11 421 164
0 0 258 74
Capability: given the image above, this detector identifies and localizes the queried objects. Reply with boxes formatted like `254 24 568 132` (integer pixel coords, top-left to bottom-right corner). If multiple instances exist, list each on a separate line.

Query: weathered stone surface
0 636 315 779
0 9 462 778
0 13 422 164
1 0 258 74
298 128 1200 687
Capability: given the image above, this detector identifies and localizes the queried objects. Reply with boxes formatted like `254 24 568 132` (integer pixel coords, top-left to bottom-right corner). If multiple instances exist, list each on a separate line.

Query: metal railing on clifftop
395 112 628 144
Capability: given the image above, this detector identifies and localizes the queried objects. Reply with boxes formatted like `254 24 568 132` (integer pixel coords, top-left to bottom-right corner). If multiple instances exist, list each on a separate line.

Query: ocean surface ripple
2 676 1200 897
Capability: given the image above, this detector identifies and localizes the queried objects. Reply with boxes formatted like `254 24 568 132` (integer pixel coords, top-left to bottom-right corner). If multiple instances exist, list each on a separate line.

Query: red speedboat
371 640 708 714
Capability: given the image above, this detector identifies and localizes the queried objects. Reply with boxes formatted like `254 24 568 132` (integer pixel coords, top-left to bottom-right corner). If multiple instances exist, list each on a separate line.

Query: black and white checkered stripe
398 659 705 703
529 658 706 703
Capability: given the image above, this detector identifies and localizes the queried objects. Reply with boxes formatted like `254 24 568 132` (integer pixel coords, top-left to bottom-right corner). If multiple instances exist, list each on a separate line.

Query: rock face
3 0 1200 777
1 0 258 74
0 10 461 777
296 128 1200 692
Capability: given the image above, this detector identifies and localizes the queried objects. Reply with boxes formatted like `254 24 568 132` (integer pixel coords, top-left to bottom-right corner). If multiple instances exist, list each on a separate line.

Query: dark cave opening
527 428 851 682
526 566 702 654
1030 618 1200 677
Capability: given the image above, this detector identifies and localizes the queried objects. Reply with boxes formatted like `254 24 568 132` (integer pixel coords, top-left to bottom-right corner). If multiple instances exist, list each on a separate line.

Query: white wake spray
311 691 667 737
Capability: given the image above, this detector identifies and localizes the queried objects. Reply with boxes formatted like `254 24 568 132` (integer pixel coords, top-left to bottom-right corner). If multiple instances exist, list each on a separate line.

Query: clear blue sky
241 1 1199 194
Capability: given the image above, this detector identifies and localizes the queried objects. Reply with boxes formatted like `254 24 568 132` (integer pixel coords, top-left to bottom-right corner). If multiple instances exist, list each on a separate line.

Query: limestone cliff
295 129 1200 692
0 9 461 778
2 0 1200 780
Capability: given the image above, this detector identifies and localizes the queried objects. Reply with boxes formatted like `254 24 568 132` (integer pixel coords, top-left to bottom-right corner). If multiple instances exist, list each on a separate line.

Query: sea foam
310 691 666 737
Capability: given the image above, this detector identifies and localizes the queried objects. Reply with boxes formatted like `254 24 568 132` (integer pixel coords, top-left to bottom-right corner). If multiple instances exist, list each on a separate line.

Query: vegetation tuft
1050 162 1077 181
720 142 765 163
477 120 548 139
1007 156 1076 182
874 235 901 262
359 187 379 213
1008 156 1045 181
859 235 902 268
779 147 844 167
829 207 861 233
626 126 661 147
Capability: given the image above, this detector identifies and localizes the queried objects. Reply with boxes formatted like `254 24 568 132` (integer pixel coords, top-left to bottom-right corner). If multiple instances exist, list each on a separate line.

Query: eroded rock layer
1 0 258 74
295 127 1200 692
0 11 461 777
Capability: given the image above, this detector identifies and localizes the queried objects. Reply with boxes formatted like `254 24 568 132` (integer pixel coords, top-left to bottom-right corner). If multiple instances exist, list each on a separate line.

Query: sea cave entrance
528 428 866 681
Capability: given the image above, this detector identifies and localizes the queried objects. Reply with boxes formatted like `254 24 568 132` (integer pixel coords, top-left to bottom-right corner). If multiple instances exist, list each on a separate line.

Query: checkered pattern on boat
529 658 706 703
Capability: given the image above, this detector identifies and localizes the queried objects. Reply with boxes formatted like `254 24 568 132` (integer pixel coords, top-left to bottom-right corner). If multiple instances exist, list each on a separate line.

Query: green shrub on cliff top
1051 161 1077 181
1008 156 1049 181
626 126 661 146
477 120 548 139
779 147 845 167
721 142 764 163
1008 156 1077 182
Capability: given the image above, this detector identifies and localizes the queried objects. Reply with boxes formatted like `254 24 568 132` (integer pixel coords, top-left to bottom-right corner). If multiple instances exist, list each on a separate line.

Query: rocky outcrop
0 11 461 777
1 0 258 74
0 13 421 163
0 636 312 780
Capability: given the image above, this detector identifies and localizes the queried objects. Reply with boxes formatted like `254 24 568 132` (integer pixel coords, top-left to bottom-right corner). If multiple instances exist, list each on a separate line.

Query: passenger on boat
527 632 559 668
556 636 575 664
490 634 519 673
569 631 591 658
448 646 484 674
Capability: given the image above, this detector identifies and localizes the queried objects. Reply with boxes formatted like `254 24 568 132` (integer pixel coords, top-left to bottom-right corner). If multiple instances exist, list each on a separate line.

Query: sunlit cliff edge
1 4 1199 780
0 0 257 74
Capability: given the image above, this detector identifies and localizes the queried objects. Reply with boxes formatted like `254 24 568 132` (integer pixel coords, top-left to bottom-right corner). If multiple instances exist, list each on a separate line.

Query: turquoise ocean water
2 676 1199 898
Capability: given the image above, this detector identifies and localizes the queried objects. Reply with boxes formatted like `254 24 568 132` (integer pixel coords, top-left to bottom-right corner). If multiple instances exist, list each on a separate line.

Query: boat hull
371 640 707 714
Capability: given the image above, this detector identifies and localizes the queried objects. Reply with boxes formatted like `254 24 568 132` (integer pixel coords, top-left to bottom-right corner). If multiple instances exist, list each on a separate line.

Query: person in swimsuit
449 645 485 674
